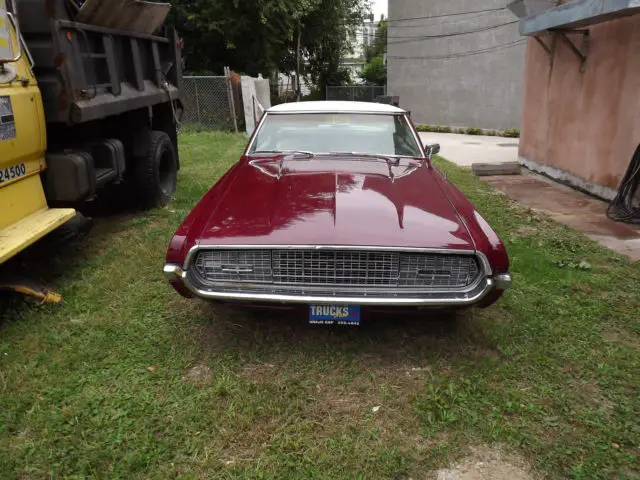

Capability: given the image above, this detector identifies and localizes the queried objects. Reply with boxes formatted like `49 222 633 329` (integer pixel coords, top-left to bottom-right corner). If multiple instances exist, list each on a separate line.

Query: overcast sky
371 0 388 20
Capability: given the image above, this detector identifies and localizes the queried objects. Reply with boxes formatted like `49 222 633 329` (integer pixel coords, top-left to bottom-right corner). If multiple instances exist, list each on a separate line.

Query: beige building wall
519 14 640 199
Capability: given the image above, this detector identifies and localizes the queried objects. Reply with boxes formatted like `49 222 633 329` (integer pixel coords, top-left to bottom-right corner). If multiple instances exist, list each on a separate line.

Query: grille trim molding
184 245 492 302
166 246 505 306
192 248 481 290
165 262 496 306
184 244 492 277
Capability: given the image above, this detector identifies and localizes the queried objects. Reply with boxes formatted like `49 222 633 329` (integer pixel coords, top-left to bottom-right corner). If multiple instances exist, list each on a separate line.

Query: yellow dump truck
0 0 182 300
0 0 75 265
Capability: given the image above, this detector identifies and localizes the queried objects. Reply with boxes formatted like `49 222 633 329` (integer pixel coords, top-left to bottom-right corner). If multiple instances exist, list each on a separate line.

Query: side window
393 115 422 157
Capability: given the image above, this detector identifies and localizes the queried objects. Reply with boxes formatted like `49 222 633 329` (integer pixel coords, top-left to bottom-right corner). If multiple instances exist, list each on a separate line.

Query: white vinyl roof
267 101 406 114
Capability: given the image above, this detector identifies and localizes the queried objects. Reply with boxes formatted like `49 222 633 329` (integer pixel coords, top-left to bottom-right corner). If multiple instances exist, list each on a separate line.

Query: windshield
249 113 424 157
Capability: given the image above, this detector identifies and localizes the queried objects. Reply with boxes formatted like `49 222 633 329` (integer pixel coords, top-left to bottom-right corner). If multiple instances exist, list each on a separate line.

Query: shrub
415 125 454 133
417 125 518 137
502 128 521 138
302 88 324 101
359 56 387 86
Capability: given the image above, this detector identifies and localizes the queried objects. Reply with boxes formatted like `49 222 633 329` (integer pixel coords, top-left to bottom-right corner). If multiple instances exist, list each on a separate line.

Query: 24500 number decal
0 163 27 184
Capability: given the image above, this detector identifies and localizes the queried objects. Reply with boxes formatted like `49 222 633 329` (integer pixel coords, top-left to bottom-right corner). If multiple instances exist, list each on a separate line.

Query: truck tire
133 131 177 208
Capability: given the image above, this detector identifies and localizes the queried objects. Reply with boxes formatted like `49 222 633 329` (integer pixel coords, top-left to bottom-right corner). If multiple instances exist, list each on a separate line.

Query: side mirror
427 143 440 156
0 1 22 63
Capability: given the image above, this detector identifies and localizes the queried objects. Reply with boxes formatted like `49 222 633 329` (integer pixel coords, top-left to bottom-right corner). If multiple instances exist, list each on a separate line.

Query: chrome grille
272 250 399 286
399 254 479 288
193 250 272 283
192 249 481 290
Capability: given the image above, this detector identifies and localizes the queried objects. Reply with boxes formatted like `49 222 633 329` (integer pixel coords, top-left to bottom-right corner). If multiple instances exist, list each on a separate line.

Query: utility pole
296 18 301 102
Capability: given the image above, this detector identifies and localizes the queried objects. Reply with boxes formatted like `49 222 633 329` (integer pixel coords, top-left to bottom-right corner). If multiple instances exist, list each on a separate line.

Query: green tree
358 55 386 85
168 0 368 94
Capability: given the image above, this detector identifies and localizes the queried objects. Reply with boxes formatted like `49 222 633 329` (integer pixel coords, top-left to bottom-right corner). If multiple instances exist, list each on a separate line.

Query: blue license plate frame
309 305 361 326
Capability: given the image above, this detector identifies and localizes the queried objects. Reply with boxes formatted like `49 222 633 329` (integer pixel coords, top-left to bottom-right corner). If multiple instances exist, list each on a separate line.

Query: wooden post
224 66 238 133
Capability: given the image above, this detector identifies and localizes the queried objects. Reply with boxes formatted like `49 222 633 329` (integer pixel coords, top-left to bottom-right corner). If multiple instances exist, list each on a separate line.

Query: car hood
196 155 475 250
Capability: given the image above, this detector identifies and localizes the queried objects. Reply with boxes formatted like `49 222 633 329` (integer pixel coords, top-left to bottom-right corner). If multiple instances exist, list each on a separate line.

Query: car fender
433 171 510 275
165 160 244 266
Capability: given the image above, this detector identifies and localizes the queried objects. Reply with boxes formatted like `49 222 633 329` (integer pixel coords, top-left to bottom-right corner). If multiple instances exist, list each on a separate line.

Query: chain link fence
325 86 387 102
181 76 238 132
181 79 388 131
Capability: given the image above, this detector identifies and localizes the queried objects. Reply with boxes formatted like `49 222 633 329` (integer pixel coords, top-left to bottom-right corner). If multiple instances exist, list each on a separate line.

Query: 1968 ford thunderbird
164 101 511 325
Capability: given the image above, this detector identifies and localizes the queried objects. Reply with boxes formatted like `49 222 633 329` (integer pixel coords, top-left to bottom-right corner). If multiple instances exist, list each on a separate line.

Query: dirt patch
573 378 614 412
571 282 593 294
240 363 279 382
312 383 366 417
182 363 212 384
435 445 535 480
603 328 640 349
305 363 432 443
510 225 539 239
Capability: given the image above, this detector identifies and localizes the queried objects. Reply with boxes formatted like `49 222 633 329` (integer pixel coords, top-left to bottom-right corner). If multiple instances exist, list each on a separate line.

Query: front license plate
0 163 27 184
309 305 361 326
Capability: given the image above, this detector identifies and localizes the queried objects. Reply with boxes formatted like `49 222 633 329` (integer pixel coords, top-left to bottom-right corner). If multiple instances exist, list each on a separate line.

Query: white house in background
342 18 379 82
272 17 380 95
276 72 312 97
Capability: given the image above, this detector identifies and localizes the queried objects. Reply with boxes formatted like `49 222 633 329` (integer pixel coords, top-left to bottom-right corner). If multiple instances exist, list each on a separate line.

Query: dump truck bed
16 0 182 125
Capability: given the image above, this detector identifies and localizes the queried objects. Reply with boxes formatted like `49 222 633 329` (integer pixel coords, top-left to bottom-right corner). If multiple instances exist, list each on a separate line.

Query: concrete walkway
419 132 640 261
419 132 519 167
484 173 640 262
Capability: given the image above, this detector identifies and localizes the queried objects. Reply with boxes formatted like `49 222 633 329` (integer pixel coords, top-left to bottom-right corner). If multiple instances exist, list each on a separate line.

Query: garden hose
607 144 640 224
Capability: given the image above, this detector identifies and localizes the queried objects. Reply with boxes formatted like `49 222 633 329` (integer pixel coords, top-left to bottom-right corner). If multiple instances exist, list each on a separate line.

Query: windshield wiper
325 151 406 160
326 151 380 156
251 150 314 157
326 152 403 165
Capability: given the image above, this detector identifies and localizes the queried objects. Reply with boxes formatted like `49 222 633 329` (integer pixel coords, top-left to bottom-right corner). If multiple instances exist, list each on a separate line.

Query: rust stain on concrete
484 172 640 260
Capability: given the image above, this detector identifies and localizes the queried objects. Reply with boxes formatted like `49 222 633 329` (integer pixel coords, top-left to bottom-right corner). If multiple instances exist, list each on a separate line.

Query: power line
387 20 519 43
341 10 506 33
387 39 526 60
350 10 511 40
386 6 506 23
388 10 499 29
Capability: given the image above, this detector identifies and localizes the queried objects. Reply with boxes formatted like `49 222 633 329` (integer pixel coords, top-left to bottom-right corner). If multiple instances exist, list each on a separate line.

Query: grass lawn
1 132 638 479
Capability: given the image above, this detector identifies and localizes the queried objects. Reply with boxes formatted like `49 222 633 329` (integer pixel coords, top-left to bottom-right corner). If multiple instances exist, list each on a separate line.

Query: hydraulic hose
607 144 640 224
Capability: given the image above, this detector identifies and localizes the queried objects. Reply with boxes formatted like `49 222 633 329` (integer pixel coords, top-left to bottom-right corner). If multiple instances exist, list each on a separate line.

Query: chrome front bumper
163 263 512 307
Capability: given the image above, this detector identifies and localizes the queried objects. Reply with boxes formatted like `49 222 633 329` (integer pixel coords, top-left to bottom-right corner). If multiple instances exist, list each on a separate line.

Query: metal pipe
2 0 23 64
194 80 201 123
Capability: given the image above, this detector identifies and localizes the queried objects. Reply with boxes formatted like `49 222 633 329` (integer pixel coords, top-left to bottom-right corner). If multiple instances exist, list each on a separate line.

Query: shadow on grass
184 300 501 371
0 207 151 319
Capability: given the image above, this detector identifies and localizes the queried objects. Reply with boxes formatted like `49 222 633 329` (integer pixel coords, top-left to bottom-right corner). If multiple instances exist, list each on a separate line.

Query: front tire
133 130 177 208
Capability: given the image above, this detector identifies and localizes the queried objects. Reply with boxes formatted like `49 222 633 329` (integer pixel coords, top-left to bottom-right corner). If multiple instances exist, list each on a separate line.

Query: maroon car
164 101 511 325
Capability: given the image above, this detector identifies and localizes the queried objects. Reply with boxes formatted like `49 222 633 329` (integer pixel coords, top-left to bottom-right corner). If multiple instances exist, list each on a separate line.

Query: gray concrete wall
388 0 526 130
